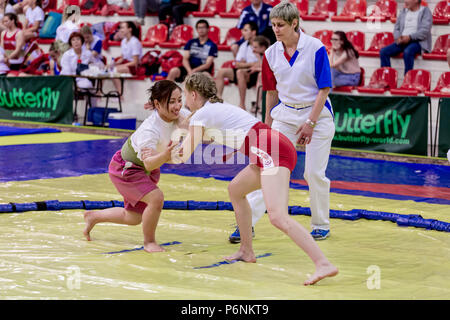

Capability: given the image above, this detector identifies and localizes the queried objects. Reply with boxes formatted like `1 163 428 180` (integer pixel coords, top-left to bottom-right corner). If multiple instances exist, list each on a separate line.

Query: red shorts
108 150 160 214
239 122 297 172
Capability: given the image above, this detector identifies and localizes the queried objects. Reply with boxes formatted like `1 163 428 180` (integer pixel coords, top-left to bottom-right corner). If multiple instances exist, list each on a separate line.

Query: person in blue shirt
231 0 276 56
166 19 217 83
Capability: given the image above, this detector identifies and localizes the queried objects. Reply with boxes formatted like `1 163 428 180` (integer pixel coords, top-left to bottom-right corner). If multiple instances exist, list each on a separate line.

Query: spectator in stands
100 0 129 16
215 22 258 101
22 0 45 42
329 31 361 88
166 19 217 83
447 48 450 68
231 0 275 57
0 12 24 70
80 25 104 67
0 0 15 33
379 0 432 74
48 40 61 75
109 21 142 94
0 47 9 75
248 35 270 113
158 0 199 26
60 32 95 89
133 0 159 25
55 5 80 44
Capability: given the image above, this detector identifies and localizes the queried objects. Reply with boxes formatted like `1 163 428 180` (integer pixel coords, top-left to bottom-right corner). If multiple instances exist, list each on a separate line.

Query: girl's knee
268 211 289 231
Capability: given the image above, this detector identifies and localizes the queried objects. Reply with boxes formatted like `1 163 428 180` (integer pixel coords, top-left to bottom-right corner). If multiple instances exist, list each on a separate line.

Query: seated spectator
22 0 45 42
108 21 142 94
48 40 62 75
0 13 24 70
248 35 269 113
166 19 217 83
0 0 15 33
133 0 159 25
215 21 259 108
55 5 80 44
231 0 275 57
60 31 95 89
0 47 9 75
329 31 361 88
159 0 199 26
379 0 432 74
80 25 104 67
100 0 129 16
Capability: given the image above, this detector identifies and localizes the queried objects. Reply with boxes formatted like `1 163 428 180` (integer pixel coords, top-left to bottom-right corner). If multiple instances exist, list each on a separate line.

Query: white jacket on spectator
60 46 94 88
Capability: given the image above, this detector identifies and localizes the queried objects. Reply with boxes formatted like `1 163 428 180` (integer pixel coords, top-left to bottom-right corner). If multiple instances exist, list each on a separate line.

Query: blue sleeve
93 40 102 54
209 42 218 57
184 39 194 51
314 46 332 89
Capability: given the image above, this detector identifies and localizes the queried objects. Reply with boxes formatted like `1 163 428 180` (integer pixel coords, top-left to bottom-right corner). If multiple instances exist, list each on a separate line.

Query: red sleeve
262 54 277 91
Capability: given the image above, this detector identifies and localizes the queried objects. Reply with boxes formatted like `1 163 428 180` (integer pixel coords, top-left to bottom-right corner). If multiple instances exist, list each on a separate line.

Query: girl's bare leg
261 166 338 286
139 189 165 253
83 207 142 241
224 164 261 262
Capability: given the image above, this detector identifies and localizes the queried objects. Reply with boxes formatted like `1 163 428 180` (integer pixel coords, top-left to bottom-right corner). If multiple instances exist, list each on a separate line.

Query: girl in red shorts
174 73 338 285
83 80 190 253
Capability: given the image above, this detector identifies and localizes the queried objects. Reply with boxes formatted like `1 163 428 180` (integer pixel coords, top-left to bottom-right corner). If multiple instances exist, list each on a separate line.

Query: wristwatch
305 119 316 128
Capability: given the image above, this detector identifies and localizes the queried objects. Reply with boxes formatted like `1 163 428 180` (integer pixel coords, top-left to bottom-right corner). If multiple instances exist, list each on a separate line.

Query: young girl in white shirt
174 72 338 286
22 0 44 42
83 80 190 253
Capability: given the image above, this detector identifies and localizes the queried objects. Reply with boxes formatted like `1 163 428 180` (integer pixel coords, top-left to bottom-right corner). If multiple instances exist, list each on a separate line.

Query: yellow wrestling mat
1 173 449 299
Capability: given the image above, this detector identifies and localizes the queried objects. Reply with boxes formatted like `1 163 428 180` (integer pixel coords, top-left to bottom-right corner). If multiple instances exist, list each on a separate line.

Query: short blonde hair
185 72 223 104
269 1 300 32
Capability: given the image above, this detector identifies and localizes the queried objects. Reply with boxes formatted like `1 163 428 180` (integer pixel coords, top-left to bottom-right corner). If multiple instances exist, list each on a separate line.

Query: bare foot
224 250 256 263
304 263 339 286
143 242 166 253
83 211 97 241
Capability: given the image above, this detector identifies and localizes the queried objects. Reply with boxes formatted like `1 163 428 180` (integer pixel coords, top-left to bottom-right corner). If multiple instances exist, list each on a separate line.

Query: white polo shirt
236 39 258 63
121 36 143 61
262 30 332 108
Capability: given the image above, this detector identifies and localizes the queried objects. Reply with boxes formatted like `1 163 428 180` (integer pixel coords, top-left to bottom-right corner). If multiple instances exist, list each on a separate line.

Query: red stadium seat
219 0 251 18
42 0 57 12
423 34 449 60
289 0 308 16
302 0 337 21
80 0 105 15
159 24 193 48
218 27 242 51
432 1 450 24
208 26 221 45
425 72 450 98
333 67 365 92
361 0 397 22
312 29 333 51
357 67 398 94
346 30 365 52
142 23 168 48
359 32 394 57
331 0 367 21
390 69 431 96
219 60 236 85
192 0 226 17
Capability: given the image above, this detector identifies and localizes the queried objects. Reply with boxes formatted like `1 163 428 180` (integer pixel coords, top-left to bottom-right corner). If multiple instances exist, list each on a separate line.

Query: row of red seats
56 0 449 25
332 67 449 98
314 30 449 61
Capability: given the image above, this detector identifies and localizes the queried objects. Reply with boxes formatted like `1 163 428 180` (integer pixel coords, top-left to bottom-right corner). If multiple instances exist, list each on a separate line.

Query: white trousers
247 103 335 230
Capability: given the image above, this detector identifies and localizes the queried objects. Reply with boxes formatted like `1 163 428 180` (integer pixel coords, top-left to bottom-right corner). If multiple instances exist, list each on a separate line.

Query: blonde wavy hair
184 72 223 104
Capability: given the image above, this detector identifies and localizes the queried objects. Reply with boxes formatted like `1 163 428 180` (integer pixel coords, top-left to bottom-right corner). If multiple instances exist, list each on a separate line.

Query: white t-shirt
121 36 142 61
235 39 258 63
25 6 45 31
131 108 191 160
402 9 420 36
55 20 80 43
189 101 259 149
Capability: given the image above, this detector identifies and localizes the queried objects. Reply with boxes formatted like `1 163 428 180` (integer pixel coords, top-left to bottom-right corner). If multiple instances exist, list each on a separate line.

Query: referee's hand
296 123 313 145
